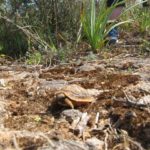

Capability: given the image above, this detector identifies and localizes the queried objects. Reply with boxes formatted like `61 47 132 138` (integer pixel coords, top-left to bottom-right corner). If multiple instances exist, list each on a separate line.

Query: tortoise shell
55 84 95 107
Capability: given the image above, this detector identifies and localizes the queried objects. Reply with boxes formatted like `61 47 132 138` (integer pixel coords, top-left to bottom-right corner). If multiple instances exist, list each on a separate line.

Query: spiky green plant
81 0 132 51
81 0 114 50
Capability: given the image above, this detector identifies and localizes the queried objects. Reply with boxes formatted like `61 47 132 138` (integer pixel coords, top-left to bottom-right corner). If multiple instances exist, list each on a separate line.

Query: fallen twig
123 90 149 107
13 134 20 150
104 130 108 150
40 133 55 148
75 112 90 136
93 112 100 129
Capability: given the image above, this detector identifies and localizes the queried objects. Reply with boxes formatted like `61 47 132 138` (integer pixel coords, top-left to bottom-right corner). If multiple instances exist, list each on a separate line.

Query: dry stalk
123 90 148 107
63 140 86 150
122 130 130 150
112 143 124 150
12 134 20 150
75 112 90 136
93 112 100 129
104 130 109 150
120 130 145 150
71 117 81 129
128 138 145 150
40 133 55 148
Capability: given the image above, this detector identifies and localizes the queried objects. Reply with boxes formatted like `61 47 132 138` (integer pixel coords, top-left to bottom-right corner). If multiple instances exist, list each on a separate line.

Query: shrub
0 20 28 57
0 0 82 58
81 0 131 51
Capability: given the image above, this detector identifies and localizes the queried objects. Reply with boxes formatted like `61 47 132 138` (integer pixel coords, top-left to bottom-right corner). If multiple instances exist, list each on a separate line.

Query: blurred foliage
0 0 82 59
121 2 150 34
0 0 149 62
26 51 42 65
0 20 28 57
136 8 150 33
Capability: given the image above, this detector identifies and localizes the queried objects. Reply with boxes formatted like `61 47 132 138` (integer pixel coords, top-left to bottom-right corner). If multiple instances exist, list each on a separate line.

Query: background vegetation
0 0 149 64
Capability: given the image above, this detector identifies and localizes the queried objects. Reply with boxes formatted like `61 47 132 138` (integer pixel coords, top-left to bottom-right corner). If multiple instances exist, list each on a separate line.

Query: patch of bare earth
0 55 149 150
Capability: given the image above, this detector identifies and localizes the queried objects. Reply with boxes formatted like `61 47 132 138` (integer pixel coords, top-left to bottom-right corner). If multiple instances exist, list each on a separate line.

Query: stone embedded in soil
39 80 68 91
74 112 90 136
86 137 104 150
77 64 97 72
77 63 105 72
138 82 150 94
138 95 150 106
40 140 89 150
61 109 83 122
0 79 6 87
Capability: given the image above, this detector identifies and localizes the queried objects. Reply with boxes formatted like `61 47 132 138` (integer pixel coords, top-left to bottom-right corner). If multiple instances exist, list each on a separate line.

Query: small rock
87 89 105 97
77 63 105 72
0 79 6 87
138 82 150 94
86 137 104 150
138 95 150 106
78 64 96 72
75 112 90 136
41 140 88 150
61 109 82 122
39 80 68 91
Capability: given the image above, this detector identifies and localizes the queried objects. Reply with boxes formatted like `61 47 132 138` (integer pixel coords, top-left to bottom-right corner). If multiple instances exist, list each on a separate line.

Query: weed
34 115 42 123
121 1 150 33
57 43 74 63
81 0 131 51
136 8 150 33
26 51 42 65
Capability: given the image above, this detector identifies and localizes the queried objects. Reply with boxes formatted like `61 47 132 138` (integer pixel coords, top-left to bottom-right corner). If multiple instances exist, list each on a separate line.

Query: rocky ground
0 48 150 150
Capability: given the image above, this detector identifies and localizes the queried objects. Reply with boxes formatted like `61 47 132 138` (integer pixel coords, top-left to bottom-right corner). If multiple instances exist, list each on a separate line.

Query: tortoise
54 84 95 109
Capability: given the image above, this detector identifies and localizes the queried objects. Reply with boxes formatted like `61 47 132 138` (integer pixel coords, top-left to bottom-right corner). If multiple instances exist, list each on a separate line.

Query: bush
0 0 82 58
0 20 28 57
